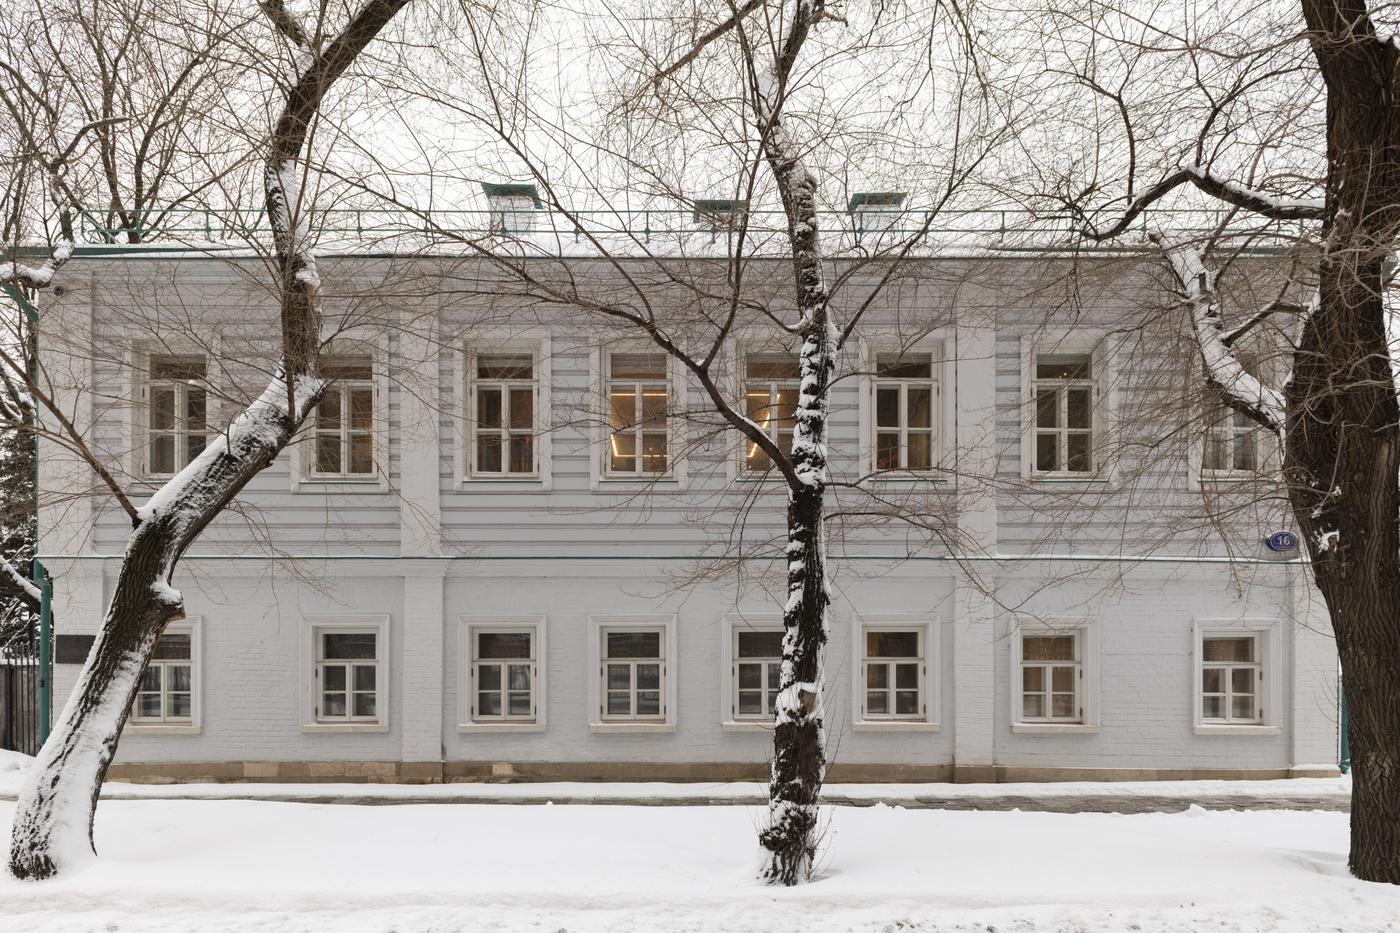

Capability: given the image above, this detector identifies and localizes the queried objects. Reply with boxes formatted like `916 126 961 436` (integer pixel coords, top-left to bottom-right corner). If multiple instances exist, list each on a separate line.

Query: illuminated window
606 352 669 475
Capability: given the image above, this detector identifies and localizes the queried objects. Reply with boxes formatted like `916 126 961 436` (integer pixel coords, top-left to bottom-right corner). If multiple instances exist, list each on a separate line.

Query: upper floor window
744 352 799 472
606 352 669 476
146 355 208 476
873 351 936 472
472 352 537 477
312 358 375 478
132 628 194 725
1032 353 1095 474
1202 398 1258 475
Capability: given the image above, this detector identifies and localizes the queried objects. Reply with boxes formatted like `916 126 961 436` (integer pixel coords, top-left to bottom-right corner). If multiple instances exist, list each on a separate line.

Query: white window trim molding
300 614 391 733
1019 332 1119 483
1192 617 1283 736
457 615 548 733
126 341 223 484
1008 616 1101 734
849 614 941 732
291 332 391 492
587 613 678 733
588 342 688 491
126 616 203 736
719 612 783 732
855 332 953 480
455 329 553 490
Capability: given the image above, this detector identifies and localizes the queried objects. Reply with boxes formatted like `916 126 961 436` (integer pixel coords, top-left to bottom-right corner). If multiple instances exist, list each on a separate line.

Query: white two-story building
33 211 1340 784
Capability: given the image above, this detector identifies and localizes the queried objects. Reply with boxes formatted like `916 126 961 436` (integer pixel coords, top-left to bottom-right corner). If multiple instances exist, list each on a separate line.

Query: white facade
36 251 1340 782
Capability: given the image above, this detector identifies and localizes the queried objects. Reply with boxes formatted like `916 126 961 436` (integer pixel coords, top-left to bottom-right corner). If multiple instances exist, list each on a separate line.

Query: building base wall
103 760 1341 785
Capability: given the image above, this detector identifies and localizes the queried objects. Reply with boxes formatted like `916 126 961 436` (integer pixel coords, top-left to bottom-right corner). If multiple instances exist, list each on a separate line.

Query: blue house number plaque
1266 531 1299 552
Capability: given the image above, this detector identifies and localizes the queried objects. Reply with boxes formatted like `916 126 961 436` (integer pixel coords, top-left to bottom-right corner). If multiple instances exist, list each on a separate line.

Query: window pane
1231 667 1255 695
151 357 206 382
321 360 372 381
322 692 346 717
478 353 533 379
139 667 161 692
1022 666 1044 692
1036 356 1090 380
636 664 660 690
315 434 341 473
610 353 666 379
349 434 373 473
866 691 888 715
1202 668 1221 693
1051 666 1074 692
609 431 636 472
152 633 191 660
1035 389 1058 428
1035 433 1058 472
738 690 763 714
508 664 531 691
316 394 342 429
867 631 919 658
641 433 668 472
169 665 192 692
908 387 932 429
1204 637 1254 663
350 389 373 430
1023 636 1074 662
1202 695 1223 719
640 389 667 426
895 663 918 689
478 664 501 690
773 389 799 429
610 388 636 429
746 389 773 426
322 666 346 692
606 693 631 715
478 692 502 716
509 434 534 473
479 632 532 659
137 694 162 718
767 663 780 686
150 435 175 474
1066 433 1091 472
353 665 376 691
1022 694 1045 719
636 692 661 716
322 632 375 660
876 352 931 378
746 353 799 380
353 693 376 717
169 693 191 719
1051 694 1076 718
1231 695 1256 720
508 693 532 716
478 387 503 428
606 664 631 690
607 631 661 658
1203 435 1227 471
477 434 503 472
151 387 176 430
509 388 533 430
866 663 888 689
738 630 784 658
1233 434 1256 471
876 432 900 469
875 387 900 427
895 690 919 714
185 433 206 464
186 389 207 430
1066 388 1091 429
738 663 762 689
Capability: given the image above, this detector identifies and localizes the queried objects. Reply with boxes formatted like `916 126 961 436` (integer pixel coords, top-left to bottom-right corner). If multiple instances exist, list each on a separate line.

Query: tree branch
0 553 39 614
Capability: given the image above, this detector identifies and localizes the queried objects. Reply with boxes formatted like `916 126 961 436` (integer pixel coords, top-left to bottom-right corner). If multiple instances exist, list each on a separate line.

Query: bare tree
1015 0 1400 883
2 0 409 879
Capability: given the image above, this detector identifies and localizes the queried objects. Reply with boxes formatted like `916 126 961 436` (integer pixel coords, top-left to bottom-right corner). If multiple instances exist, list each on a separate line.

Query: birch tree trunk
7 0 409 879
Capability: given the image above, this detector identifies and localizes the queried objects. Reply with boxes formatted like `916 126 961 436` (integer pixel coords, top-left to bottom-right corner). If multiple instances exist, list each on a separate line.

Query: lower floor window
861 627 925 719
734 628 783 719
1201 634 1262 723
133 629 193 723
472 628 537 722
602 628 665 721
1019 632 1081 722
316 629 379 722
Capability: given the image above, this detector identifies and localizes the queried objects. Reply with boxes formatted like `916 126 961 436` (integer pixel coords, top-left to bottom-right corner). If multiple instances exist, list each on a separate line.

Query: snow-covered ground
1 793 1396 933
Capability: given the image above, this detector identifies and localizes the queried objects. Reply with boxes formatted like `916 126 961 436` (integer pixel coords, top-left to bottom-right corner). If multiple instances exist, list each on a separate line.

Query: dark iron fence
1 649 39 756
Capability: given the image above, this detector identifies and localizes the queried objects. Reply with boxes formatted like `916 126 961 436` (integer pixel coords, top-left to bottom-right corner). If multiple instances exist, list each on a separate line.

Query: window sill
588 722 676 734
294 478 389 494
1194 724 1280 736
1027 474 1107 484
125 724 201 736
850 720 940 732
721 720 773 733
457 722 546 734
1011 723 1101 735
300 723 390 734
1199 473 1258 484
458 477 548 489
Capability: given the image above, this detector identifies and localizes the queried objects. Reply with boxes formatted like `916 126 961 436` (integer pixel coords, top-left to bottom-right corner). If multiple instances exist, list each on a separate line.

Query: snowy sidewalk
0 796 1394 933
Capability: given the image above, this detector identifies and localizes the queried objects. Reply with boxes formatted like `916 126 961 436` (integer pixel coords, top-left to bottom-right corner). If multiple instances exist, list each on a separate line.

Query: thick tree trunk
8 524 183 879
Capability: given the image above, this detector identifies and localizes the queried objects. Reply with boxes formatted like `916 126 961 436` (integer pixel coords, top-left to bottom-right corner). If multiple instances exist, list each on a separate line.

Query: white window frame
126 618 202 735
1193 619 1282 735
1020 336 1115 481
458 616 547 733
587 614 677 733
1009 619 1100 734
850 616 940 731
589 344 686 488
720 613 784 731
292 335 390 491
301 615 390 733
857 337 950 477
462 335 552 485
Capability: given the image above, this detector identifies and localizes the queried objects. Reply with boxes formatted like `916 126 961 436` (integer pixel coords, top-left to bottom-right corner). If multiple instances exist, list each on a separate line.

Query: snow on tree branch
1153 234 1286 435
0 552 39 614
